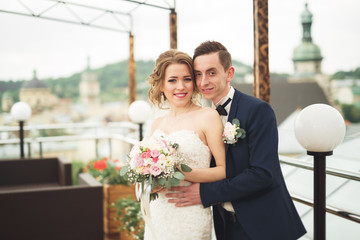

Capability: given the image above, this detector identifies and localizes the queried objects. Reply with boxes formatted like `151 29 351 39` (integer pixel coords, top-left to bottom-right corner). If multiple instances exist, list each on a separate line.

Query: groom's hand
166 183 202 207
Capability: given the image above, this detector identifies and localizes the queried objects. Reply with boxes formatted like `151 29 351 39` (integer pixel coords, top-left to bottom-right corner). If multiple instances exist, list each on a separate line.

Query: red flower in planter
93 160 108 171
113 159 122 170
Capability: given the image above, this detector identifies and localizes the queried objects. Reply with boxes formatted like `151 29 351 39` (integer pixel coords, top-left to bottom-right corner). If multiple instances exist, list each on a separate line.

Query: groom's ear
226 66 235 83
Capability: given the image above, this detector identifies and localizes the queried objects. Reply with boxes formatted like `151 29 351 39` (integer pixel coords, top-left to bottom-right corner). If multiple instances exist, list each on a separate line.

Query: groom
166 41 306 240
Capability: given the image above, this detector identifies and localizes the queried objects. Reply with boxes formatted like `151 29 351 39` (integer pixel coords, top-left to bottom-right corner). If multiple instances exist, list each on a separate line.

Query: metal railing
1 122 359 225
279 156 360 224
0 122 140 159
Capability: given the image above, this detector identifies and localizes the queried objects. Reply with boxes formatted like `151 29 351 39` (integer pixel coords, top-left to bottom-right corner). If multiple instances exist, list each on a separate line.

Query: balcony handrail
279 155 360 182
0 121 138 132
291 193 360 224
279 155 360 224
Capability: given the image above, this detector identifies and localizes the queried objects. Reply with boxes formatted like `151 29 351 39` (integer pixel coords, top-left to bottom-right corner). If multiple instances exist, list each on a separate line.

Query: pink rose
161 140 168 147
134 155 144 167
142 167 150 175
152 157 159 163
141 149 151 159
223 128 231 137
150 164 162 176
151 149 160 158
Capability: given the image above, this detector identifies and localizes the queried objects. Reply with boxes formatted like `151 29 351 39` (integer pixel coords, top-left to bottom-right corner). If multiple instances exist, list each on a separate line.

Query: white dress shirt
212 86 235 213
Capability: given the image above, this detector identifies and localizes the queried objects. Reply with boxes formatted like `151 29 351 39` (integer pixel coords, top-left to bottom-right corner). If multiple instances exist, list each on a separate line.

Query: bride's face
162 63 194 108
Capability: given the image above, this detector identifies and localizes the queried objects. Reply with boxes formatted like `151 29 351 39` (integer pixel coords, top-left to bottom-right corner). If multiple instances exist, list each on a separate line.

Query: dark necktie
216 98 231 116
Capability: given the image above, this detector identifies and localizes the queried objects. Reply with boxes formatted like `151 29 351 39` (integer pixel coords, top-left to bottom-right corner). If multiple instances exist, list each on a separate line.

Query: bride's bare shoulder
150 115 166 133
196 107 219 118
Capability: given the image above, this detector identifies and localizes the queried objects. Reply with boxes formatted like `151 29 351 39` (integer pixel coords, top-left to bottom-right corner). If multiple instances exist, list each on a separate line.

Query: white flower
222 119 246 145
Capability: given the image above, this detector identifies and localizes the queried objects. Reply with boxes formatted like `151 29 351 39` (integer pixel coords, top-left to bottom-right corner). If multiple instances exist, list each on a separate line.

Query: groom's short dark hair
193 41 232 71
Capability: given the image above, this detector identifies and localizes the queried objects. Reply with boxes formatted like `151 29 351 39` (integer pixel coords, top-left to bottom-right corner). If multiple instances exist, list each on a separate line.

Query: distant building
292 3 323 77
20 70 56 111
232 82 330 125
331 79 360 105
79 58 100 105
336 87 354 104
289 3 333 104
1 92 13 112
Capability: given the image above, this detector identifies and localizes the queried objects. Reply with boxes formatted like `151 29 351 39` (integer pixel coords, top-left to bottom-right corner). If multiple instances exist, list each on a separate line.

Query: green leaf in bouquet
236 129 246 139
181 164 192 172
164 179 171 189
149 174 153 186
173 171 185 180
158 177 166 186
120 166 129 176
151 178 156 189
169 177 179 186
123 174 128 181
232 118 240 125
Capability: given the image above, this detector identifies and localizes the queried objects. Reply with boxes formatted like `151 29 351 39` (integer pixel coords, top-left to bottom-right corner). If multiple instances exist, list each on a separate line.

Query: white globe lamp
10 102 32 158
294 103 345 152
128 100 152 140
10 102 32 121
294 103 346 240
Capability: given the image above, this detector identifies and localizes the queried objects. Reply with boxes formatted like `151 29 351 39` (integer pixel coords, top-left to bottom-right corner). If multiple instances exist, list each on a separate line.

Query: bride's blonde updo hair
148 49 200 108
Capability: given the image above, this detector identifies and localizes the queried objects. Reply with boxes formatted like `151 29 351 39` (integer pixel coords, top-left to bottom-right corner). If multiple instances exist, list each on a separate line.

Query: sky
0 0 360 81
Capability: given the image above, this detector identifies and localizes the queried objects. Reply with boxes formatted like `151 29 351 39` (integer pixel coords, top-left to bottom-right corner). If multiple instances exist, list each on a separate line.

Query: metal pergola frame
0 0 270 104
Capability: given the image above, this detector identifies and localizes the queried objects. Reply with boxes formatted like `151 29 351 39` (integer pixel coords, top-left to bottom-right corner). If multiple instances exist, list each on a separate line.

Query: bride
144 49 226 240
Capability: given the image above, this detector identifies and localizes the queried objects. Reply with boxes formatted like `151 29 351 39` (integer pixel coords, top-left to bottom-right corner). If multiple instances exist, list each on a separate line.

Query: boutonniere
222 118 246 145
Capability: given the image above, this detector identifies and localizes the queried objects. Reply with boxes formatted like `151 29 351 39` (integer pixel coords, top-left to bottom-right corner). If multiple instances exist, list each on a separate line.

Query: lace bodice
144 129 215 240
152 129 211 168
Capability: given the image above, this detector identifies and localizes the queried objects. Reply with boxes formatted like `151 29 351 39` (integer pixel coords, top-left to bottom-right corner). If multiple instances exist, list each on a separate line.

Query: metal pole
19 121 25 158
108 138 112 159
39 142 43 158
139 123 143 141
169 8 177 49
27 142 31 157
95 139 99 158
128 32 136 104
308 151 332 240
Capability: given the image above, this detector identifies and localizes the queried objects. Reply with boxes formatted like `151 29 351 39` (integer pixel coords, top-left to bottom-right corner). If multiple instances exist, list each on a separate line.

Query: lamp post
128 100 152 141
294 104 346 240
10 102 32 158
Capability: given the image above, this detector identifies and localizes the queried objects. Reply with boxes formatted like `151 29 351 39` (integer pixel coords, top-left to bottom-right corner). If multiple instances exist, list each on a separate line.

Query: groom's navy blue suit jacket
200 89 306 240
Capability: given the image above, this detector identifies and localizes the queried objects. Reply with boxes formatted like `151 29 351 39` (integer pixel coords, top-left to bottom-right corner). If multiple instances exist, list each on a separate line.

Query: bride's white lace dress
143 129 214 240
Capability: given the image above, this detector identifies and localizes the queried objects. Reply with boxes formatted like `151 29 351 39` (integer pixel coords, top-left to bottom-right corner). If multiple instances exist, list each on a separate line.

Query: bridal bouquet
120 135 192 201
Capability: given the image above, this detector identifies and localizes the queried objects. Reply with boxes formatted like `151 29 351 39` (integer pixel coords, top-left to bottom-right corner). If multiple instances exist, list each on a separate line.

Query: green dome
301 3 312 23
293 41 323 61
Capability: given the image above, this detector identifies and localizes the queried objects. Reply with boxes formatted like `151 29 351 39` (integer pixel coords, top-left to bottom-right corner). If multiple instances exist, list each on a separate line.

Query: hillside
3 60 356 112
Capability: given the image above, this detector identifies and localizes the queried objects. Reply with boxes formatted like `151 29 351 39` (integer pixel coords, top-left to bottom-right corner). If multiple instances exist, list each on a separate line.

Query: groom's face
194 52 231 104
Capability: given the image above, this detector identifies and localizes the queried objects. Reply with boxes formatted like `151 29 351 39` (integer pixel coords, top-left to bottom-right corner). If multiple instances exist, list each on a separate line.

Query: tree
342 104 360 123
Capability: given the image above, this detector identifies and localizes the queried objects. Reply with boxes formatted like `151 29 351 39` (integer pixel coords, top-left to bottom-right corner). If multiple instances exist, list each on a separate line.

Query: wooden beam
128 33 136 104
170 8 177 49
253 0 270 103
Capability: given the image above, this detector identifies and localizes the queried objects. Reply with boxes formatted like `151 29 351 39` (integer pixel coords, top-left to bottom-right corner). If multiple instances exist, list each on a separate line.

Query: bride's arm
183 109 226 183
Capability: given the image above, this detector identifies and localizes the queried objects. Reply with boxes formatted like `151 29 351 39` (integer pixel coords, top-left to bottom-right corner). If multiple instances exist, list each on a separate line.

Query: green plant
85 157 129 185
342 104 360 123
71 161 85 185
115 196 144 240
